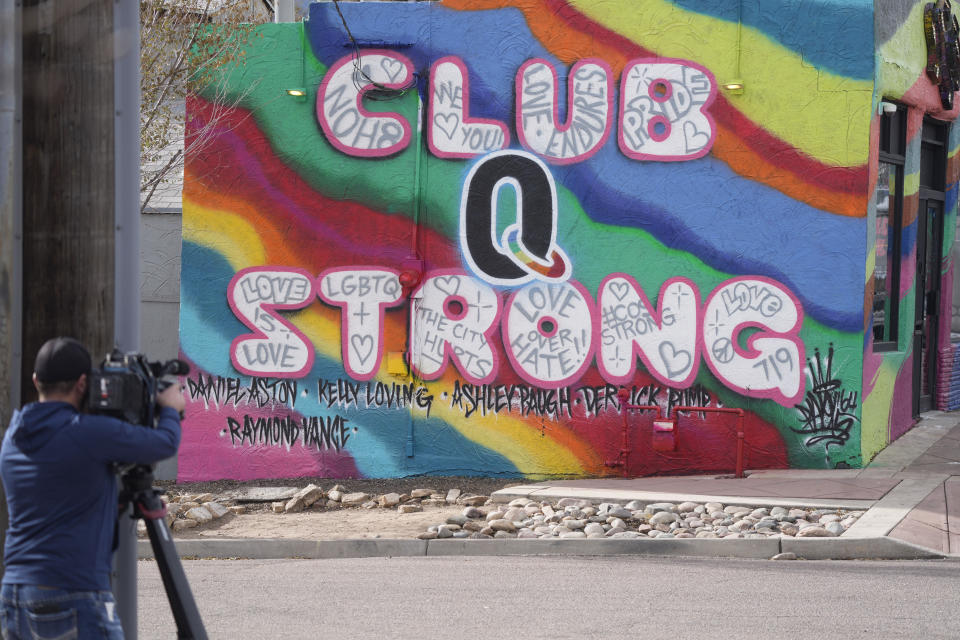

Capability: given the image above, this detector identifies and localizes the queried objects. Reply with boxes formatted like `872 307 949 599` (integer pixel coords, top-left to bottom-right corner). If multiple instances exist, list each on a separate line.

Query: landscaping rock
341 492 370 506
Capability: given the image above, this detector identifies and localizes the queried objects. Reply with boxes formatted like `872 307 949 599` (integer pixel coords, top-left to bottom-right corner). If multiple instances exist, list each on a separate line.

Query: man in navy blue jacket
0 337 184 639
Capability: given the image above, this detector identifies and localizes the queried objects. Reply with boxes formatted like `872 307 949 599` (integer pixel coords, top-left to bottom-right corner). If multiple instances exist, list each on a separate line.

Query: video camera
88 349 189 426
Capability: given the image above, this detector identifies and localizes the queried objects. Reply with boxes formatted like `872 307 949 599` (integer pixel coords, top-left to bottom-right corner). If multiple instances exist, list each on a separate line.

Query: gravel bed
155 480 864 542
420 498 864 540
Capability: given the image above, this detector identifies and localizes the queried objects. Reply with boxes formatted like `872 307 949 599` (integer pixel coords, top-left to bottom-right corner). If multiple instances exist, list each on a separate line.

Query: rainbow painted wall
179 0 959 481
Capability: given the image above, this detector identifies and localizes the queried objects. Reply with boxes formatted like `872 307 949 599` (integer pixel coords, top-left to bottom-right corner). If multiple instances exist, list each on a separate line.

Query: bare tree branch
140 0 268 212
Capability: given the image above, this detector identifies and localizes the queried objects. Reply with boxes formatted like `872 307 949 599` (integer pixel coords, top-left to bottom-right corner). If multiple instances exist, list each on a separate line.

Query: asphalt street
136 556 960 639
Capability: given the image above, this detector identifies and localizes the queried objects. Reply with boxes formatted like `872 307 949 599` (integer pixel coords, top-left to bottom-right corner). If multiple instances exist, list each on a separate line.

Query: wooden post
0 0 23 582
20 0 115 402
1 0 22 424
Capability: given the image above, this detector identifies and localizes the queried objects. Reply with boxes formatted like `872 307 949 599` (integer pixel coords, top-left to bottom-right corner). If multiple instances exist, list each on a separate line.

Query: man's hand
157 381 186 415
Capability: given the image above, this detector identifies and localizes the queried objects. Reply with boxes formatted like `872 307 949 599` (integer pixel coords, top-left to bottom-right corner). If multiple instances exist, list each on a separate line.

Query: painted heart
433 113 459 140
433 275 461 297
380 57 405 83
608 280 631 302
683 120 710 154
659 341 692 379
351 334 374 366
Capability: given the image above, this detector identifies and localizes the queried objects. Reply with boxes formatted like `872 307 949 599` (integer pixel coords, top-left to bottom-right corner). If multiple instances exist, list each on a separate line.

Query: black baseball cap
34 337 92 383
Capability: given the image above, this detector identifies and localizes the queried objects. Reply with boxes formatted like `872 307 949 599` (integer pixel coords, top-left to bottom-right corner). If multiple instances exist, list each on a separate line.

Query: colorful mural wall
179 0 957 481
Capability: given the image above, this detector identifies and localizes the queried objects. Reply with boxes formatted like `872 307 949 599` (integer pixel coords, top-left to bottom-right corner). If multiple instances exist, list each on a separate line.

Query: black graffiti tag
315 377 434 416
792 344 857 451
448 381 572 419
225 413 352 452
187 374 298 409
577 383 717 418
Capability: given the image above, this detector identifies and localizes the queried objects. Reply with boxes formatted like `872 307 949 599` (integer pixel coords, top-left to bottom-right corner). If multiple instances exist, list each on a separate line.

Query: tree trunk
1 0 22 423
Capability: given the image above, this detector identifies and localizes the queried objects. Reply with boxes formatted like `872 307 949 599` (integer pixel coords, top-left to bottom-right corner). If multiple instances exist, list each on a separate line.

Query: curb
139 538 427 560
424 537 779 559
139 535 945 562
781 536 944 560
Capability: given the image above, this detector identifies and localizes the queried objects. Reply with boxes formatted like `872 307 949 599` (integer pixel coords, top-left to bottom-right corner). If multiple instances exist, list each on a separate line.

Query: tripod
118 464 208 640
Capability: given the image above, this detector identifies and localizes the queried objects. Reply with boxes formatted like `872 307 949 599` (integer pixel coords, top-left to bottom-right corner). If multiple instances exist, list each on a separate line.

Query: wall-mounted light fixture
879 100 898 114
725 0 745 95
722 80 745 94
286 88 307 102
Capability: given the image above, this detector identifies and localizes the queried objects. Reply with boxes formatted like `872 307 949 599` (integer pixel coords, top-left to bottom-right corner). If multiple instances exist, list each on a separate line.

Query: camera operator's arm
72 384 185 464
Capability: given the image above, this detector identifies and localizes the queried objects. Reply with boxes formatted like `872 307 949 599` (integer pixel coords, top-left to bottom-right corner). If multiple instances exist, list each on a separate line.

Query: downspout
274 0 294 23
406 94 425 459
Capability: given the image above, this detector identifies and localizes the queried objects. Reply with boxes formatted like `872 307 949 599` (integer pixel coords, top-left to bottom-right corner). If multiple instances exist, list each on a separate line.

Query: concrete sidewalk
146 411 960 561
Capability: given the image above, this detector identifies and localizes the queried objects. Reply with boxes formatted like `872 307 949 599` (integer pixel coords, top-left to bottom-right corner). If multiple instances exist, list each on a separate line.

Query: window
873 103 905 350
921 118 948 191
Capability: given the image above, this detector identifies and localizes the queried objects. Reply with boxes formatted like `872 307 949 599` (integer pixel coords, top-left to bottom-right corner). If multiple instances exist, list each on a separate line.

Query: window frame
873 102 906 353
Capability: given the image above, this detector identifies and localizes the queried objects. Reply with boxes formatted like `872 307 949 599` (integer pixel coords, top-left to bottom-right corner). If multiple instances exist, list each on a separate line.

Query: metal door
914 199 944 415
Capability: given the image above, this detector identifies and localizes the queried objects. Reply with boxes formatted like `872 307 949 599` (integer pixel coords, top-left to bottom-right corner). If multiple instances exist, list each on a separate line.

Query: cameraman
0 337 184 639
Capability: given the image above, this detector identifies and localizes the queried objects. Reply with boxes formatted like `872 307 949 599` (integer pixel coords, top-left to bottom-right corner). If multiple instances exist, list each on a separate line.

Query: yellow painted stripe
864 247 876 285
861 359 898 463
568 0 873 166
183 198 266 268
877 3 927 99
903 170 920 197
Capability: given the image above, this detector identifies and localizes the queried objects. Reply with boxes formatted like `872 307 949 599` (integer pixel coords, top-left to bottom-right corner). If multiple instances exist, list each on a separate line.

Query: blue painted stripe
309 1 873 81
552 144 867 331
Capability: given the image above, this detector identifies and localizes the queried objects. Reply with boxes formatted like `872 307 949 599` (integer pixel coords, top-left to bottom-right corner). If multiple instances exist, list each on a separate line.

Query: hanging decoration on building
924 0 960 109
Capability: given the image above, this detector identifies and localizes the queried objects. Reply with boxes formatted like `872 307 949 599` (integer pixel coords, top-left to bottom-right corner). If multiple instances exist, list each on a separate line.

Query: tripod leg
143 515 209 640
